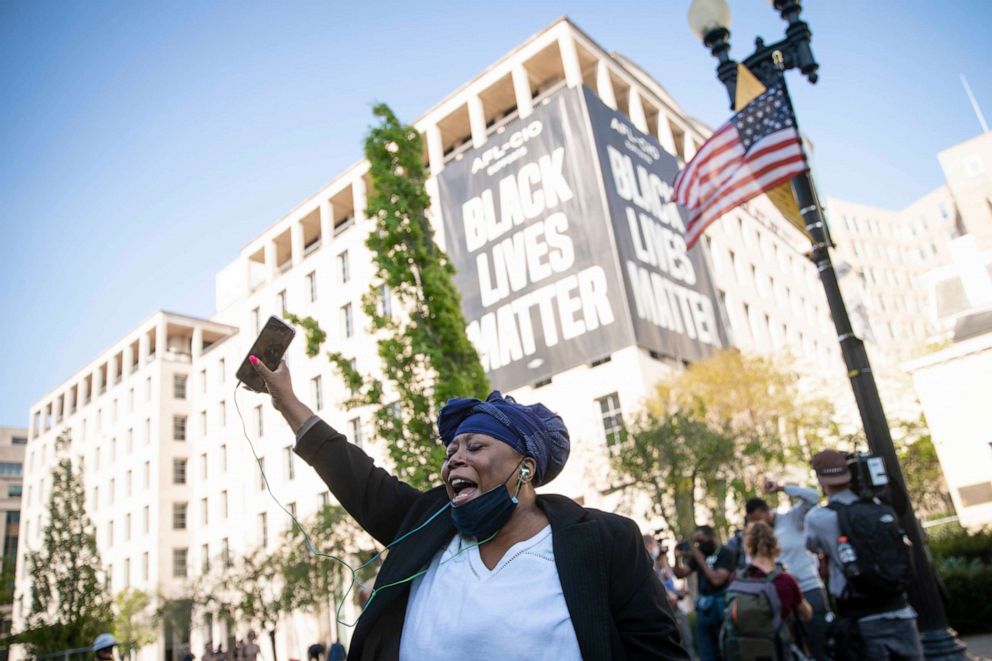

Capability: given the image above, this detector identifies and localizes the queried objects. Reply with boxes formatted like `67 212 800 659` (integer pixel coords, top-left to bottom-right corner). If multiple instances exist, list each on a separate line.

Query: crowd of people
643 450 923 661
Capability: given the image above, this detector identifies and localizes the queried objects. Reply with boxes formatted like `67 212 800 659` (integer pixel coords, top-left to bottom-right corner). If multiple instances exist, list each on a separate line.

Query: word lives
461 146 615 371
607 145 719 345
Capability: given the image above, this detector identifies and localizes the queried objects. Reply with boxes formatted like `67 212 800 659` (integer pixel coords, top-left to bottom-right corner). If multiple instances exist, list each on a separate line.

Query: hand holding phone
236 317 296 393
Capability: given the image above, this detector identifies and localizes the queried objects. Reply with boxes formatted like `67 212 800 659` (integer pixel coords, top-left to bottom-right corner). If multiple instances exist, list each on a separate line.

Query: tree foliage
14 429 112 653
113 588 157 660
291 103 488 490
281 505 377 641
611 350 836 538
893 417 954 519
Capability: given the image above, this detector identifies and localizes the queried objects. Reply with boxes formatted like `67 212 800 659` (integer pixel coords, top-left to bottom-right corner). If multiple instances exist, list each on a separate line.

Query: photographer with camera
804 450 922 660
673 526 735 661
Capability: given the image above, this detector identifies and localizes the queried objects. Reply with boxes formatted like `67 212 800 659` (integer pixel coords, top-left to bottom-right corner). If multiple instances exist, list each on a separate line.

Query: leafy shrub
936 558 992 635
929 526 992 565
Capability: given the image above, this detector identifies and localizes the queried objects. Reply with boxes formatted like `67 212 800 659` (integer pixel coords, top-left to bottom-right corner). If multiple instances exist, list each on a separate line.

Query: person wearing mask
743 481 830 659
804 450 923 660
248 357 686 660
673 525 735 661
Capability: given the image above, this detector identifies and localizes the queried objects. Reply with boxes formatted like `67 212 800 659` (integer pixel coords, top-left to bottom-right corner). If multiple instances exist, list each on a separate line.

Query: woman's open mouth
450 477 479 506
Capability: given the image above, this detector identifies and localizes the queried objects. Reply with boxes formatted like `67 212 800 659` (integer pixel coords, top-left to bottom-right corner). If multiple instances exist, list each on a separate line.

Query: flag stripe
690 130 800 205
686 166 806 248
690 136 804 221
673 122 734 199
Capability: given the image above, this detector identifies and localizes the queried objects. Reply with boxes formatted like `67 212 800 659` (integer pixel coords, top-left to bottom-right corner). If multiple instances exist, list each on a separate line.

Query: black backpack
827 498 912 599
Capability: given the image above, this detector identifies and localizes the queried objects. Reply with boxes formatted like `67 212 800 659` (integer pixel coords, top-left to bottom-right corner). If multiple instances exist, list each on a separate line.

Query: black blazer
295 419 687 660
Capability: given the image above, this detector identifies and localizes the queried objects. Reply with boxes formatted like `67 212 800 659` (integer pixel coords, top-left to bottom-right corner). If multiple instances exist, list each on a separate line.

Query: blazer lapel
542 495 612 660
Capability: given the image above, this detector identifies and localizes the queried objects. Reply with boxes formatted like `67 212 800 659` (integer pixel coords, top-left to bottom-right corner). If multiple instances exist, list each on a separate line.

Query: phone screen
236 316 296 392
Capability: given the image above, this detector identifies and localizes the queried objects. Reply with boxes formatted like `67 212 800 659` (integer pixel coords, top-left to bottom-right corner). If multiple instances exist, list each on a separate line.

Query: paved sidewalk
964 632 992 660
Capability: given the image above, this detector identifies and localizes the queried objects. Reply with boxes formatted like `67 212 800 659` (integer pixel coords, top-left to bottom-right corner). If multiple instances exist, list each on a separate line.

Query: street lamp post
686 1 966 658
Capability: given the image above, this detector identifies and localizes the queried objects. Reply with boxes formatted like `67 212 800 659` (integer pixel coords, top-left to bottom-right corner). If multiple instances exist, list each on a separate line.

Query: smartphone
236 316 296 393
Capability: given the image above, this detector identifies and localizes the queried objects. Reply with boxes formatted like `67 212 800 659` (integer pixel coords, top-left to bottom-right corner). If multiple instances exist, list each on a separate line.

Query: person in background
242 632 260 661
644 533 697 660
673 525 735 661
328 640 347 661
805 449 923 660
93 634 119 661
307 642 326 661
744 480 830 660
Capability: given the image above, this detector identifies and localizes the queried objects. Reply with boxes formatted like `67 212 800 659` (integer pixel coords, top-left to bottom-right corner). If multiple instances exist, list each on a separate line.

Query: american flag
673 83 809 248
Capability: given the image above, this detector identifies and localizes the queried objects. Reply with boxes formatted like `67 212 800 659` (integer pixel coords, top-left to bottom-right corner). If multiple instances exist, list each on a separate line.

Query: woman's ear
520 458 538 483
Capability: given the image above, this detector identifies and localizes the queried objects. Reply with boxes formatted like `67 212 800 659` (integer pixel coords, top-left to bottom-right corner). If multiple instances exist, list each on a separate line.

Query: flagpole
687 0 966 658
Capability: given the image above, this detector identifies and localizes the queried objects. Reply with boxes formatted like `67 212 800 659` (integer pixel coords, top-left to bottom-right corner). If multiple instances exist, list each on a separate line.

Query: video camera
845 451 890 500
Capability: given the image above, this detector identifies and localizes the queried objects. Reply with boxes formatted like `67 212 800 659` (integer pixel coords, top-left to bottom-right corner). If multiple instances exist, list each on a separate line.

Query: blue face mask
450 463 524 540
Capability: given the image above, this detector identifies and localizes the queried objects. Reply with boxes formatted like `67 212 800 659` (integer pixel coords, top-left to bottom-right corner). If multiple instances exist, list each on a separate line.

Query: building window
107 520 114 546
277 290 287 314
218 401 227 427
341 303 354 338
200 369 207 393
199 410 207 435
311 375 323 411
145 418 151 445
220 443 228 471
200 497 208 525
125 469 132 497
201 452 208 480
258 512 268 547
337 251 350 284
284 446 295 480
125 513 131 541
7 485 21 498
127 427 133 453
143 506 149 534
222 538 231 567
349 417 363 448
251 307 260 336
597 393 624 448
202 543 210 573
173 502 188 530
258 458 266 491
143 461 150 488
173 459 187 485
288 501 297 522
306 271 317 303
142 552 149 581
320 492 330 508
0 462 23 477
221 490 228 518
145 376 152 401
124 557 130 586
173 374 187 400
173 548 188 578
255 406 264 437
173 416 187 441
108 478 115 504
218 358 225 383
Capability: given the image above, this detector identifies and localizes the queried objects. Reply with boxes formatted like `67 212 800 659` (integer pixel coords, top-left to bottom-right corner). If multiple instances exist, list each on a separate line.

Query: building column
192 326 203 360
264 240 277 282
155 322 167 361
320 199 334 240
596 60 617 109
683 132 697 161
628 88 648 132
558 31 583 88
138 332 150 366
291 221 304 265
468 94 488 148
426 125 445 176
657 112 678 157
353 176 368 221
511 64 534 119
123 344 134 379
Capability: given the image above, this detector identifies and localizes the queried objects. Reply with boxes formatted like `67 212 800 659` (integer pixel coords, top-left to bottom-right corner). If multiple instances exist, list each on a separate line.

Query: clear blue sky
1 1 990 426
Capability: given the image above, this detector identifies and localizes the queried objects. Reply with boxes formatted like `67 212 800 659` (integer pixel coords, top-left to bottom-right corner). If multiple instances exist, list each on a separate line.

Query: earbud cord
233 382 508 626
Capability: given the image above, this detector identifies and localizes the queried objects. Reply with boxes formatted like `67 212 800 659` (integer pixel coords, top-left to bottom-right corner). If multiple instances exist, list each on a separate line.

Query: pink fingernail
249 355 259 365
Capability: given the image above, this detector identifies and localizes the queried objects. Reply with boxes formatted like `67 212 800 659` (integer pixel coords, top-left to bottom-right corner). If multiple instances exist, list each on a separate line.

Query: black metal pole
697 16 967 658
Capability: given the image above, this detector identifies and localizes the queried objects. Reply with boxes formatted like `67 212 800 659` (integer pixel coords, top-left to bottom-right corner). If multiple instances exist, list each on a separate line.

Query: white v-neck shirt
398 524 582 660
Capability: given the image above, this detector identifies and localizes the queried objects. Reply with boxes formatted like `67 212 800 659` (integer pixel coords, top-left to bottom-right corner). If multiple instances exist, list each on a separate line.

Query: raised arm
250 357 422 545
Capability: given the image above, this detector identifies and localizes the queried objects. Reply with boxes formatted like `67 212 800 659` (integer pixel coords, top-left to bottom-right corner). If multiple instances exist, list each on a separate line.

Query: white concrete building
15 17 853 658
0 426 27 650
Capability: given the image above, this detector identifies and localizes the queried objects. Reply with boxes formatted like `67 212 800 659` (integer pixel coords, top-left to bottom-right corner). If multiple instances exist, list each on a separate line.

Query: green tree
611 350 836 537
290 102 488 490
13 429 112 653
113 588 157 660
281 505 377 642
894 417 954 519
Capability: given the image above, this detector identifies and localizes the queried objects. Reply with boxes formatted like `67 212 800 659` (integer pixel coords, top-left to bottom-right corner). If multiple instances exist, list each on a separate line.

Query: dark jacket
295 419 687 661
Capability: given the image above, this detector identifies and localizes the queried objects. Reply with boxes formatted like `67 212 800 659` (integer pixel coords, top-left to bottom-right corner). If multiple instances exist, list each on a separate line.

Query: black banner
583 87 726 361
438 88 631 390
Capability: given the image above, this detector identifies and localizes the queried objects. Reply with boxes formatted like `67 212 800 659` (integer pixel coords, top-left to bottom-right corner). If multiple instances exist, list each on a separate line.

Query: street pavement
964 633 992 660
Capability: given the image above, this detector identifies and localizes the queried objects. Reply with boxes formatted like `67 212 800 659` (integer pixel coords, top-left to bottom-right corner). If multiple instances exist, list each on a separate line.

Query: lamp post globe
687 0 731 42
